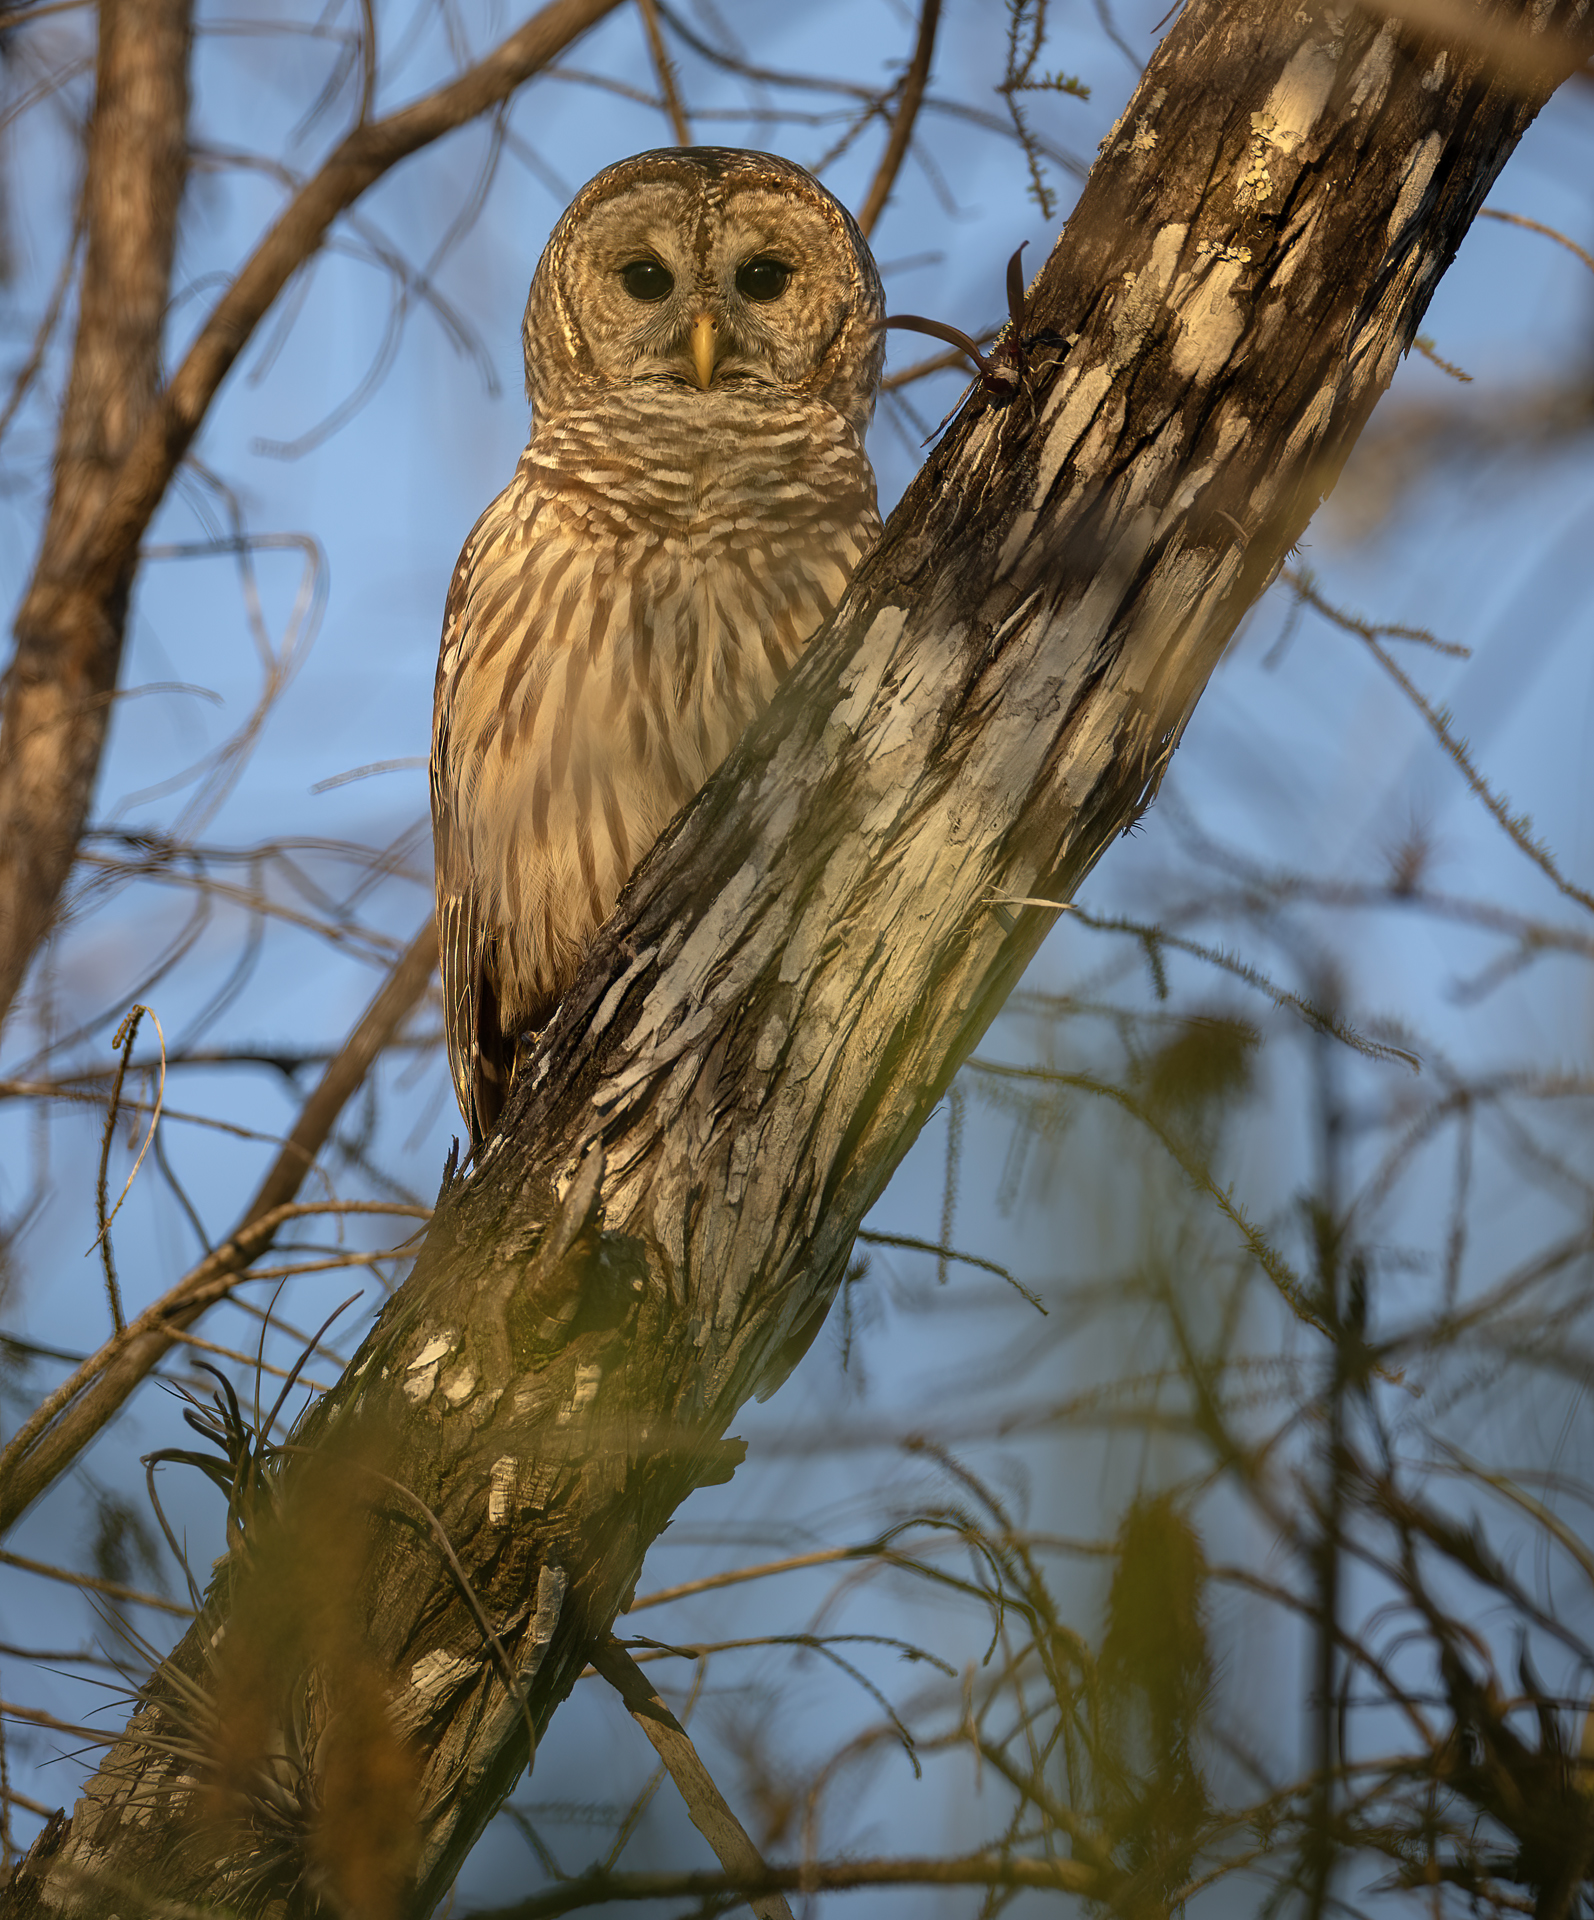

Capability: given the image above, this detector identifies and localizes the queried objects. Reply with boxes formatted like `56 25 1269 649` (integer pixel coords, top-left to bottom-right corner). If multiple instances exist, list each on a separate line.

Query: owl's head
523 147 885 440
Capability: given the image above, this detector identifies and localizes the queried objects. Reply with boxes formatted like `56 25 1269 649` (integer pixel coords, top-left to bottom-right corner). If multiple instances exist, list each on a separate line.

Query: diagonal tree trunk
7 0 1590 1911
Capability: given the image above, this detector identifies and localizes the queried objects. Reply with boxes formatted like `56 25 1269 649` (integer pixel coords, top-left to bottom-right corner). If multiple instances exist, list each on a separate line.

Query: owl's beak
690 313 718 390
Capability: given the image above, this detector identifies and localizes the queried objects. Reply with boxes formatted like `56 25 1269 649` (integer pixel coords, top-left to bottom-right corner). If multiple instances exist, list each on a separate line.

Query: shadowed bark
5 0 1591 1911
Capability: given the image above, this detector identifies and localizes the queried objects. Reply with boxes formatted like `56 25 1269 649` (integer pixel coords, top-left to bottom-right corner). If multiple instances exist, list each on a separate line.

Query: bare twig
1414 334 1474 382
0 923 437 1535
880 331 998 391
590 1637 794 1920
0 1785 56 1822
355 0 377 125
856 0 941 237
0 180 86 454
88 1006 167 1333
1479 203 1594 276
0 1546 191 1619
635 0 690 144
470 1849 1102 1915
1286 568 1594 916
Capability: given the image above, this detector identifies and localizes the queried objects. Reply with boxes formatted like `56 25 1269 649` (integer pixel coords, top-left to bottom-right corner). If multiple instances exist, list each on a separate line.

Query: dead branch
590 1637 794 1920
0 922 435 1533
0 0 623 1040
856 0 941 237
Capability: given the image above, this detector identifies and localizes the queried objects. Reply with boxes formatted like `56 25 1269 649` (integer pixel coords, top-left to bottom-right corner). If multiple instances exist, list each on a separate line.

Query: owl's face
523 148 885 441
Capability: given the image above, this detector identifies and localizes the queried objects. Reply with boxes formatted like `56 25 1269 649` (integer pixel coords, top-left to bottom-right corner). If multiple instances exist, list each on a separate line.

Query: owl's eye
736 257 792 303
620 259 675 302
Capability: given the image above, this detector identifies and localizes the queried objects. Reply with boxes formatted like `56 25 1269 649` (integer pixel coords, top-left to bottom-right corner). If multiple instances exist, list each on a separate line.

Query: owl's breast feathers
431 389 878 1140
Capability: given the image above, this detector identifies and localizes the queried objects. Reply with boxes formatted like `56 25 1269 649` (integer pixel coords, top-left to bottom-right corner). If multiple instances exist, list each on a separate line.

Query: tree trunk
8 0 1589 1910
0 0 193 1031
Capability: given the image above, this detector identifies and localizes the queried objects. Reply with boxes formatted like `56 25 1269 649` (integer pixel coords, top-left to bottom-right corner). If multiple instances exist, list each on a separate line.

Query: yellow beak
690 313 718 390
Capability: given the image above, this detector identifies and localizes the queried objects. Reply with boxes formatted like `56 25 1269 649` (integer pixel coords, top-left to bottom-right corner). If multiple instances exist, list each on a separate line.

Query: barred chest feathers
437 390 877 1068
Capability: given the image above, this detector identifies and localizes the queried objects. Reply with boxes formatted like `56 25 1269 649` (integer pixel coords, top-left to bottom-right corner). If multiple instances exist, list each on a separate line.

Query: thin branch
0 923 436 1535
856 0 941 237
355 0 377 124
470 1849 1102 1916
652 0 1089 178
161 1326 334 1395
0 180 86 455
1060 902 1421 1068
635 0 690 144
1479 203 1594 276
88 1006 167 1333
1414 334 1474 382
590 1638 794 1920
880 331 997 391
0 1546 191 1618
0 1786 57 1822
628 1543 894 1612
857 1227 1029 1292
0 1702 116 1747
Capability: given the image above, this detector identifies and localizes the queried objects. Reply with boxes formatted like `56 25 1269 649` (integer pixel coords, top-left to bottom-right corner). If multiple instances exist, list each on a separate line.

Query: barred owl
431 148 885 1146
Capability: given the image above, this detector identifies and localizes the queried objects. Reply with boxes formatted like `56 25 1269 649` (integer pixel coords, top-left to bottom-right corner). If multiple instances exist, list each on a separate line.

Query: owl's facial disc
558 177 865 398
524 153 884 437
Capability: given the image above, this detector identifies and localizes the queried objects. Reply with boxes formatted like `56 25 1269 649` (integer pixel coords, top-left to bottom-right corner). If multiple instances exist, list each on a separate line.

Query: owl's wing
431 548 513 1148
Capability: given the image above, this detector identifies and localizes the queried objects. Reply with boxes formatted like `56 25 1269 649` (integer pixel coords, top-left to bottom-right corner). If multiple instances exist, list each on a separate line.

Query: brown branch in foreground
590 1637 794 1920
0 921 437 1536
856 0 941 236
0 0 623 1043
471 1849 1103 1917
1361 0 1594 94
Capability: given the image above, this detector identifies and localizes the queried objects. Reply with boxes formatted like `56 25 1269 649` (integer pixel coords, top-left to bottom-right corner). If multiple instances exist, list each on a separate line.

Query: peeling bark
6 0 1591 1911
